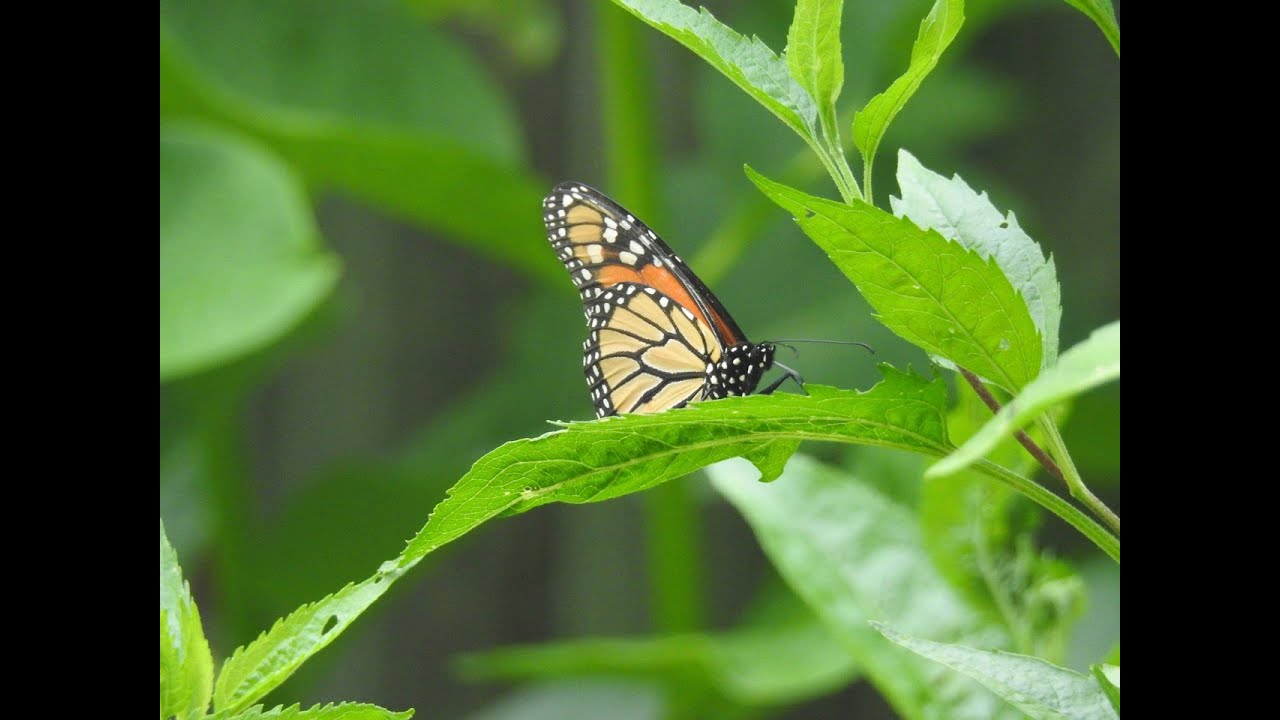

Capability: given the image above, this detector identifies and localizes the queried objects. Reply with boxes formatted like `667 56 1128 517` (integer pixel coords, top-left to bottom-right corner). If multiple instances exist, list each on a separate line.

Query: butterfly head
709 342 776 399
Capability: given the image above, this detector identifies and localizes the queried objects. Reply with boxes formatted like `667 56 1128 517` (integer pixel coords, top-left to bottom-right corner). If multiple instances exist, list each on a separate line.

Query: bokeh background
159 0 1119 717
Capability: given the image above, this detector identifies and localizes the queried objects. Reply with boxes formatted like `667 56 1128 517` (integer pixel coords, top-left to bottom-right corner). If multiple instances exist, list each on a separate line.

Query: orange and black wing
543 182 748 417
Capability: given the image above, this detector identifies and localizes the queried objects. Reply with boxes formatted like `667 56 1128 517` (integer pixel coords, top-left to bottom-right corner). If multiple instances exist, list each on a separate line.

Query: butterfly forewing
543 183 770 417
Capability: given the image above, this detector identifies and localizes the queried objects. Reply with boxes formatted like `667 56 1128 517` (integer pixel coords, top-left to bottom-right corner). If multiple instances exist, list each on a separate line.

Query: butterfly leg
759 362 806 396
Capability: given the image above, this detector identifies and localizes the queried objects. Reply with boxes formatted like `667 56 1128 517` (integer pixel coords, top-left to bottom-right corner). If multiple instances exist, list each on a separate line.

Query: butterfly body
544 182 791 418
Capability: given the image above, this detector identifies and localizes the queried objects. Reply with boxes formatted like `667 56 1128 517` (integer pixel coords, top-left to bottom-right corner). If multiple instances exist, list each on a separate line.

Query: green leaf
464 681 664 720
215 368 946 711
161 0 522 163
161 520 215 720
1060 0 1120 56
400 368 949 564
212 565 408 714
159 4 555 282
928 321 1119 478
892 149 1061 366
160 122 340 382
748 167 1042 393
609 0 817 140
852 0 963 199
786 0 844 148
211 702 413 720
712 455 1019 720
460 593 858 706
874 623 1118 720
1091 664 1120 713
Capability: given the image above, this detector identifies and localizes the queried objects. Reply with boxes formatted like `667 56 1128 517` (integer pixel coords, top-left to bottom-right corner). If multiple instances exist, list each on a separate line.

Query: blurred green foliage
160 0 1118 718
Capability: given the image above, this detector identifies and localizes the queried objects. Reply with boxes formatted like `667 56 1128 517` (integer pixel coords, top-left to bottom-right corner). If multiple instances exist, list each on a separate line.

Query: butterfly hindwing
582 283 721 417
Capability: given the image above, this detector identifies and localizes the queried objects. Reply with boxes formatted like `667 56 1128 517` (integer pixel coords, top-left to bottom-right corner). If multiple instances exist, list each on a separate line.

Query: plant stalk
1037 415 1120 536
598 2 705 632
959 367 1065 485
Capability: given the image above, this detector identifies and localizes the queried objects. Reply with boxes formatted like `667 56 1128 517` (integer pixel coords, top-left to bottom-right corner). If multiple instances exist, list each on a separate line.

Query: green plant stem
959 367 1064 485
1037 415 1120 536
598 1 705 632
972 459 1118 563
863 160 874 209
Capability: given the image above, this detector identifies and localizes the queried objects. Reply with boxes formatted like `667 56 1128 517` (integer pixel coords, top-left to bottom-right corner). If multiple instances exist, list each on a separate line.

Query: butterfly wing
543 183 744 417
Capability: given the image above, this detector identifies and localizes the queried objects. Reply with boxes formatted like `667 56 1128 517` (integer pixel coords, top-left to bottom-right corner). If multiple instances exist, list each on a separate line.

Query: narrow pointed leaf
401 368 950 563
210 703 413 720
217 368 947 709
786 0 844 143
161 520 215 720
608 0 818 141
874 623 1118 720
928 321 1118 478
460 610 858 706
852 0 963 190
212 566 408 714
1060 0 1119 55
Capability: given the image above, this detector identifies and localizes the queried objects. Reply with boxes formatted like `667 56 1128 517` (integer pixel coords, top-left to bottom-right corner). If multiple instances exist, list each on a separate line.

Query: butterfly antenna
764 338 875 354
772 341 799 357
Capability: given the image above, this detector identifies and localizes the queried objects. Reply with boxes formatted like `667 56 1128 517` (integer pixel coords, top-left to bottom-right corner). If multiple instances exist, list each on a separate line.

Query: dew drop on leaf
998 338 1010 351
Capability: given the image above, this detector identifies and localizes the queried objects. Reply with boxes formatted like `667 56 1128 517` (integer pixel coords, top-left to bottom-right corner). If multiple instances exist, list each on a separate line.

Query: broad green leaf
712 455 1018 720
212 565 408 714
852 0 963 197
464 681 664 720
748 167 1041 393
161 0 522 163
161 520 214 720
892 150 1061 365
1061 0 1119 56
928 321 1119 478
160 122 340 381
159 6 554 282
1091 664 1119 713
460 593 858 705
874 623 1118 720
608 0 818 142
786 0 844 149
400 368 949 564
211 703 412 720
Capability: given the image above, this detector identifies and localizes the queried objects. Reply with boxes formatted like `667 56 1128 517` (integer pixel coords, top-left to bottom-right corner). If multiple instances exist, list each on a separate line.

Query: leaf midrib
810 204 1025 391
412 418 951 564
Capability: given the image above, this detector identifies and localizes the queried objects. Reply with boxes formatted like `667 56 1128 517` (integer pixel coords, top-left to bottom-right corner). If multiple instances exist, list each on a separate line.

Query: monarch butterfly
543 182 801 418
